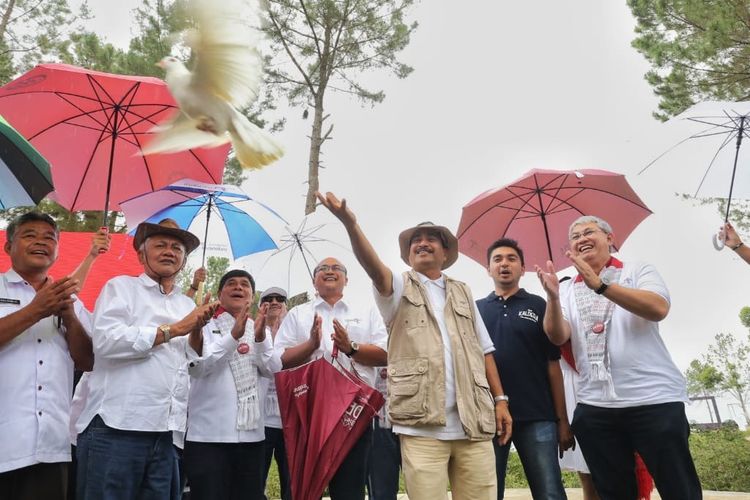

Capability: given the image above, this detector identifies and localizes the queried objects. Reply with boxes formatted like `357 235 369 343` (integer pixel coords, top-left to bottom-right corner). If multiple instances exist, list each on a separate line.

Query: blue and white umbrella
120 178 287 265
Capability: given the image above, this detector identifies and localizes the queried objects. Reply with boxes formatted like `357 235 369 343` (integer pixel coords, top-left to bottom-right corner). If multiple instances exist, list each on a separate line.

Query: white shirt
75 274 196 434
265 326 283 429
186 317 280 443
374 271 495 440
275 295 388 388
560 261 688 408
0 269 92 473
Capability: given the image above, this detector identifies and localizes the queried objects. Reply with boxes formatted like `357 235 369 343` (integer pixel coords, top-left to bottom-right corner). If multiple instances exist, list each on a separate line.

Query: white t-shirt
560 261 688 408
374 271 494 440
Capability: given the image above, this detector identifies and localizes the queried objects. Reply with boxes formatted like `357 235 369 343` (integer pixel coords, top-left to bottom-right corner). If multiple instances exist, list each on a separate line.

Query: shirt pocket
388 357 428 419
472 370 496 434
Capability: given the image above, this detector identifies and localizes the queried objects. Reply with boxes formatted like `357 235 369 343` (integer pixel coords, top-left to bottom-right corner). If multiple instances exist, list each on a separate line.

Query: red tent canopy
0 230 143 310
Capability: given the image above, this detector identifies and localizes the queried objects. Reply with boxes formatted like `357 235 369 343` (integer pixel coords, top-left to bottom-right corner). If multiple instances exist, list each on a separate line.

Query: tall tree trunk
305 93 324 215
0 0 15 42
738 391 750 427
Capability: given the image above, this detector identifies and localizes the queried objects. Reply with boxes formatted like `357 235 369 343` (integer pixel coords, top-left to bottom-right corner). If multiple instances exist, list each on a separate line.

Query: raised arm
316 192 394 296
70 229 111 288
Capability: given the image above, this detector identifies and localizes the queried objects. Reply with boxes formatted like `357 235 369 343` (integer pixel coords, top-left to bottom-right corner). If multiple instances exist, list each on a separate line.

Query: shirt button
38 385 42 391
37 339 42 343
38 360 43 365
503 314 507 317
38 411 42 416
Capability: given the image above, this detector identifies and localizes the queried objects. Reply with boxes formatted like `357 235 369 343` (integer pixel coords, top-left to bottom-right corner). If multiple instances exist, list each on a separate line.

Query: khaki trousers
400 435 496 500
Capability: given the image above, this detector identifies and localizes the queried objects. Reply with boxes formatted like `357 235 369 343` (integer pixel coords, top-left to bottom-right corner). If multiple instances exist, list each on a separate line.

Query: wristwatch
494 394 509 403
594 277 609 295
158 324 171 343
346 340 359 357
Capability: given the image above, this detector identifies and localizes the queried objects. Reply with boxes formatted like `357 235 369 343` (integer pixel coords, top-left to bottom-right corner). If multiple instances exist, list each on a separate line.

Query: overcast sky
78 0 750 424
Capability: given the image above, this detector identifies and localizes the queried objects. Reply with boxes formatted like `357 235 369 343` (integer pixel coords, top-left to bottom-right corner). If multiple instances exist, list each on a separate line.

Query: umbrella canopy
0 115 53 209
0 64 230 224
640 100 750 222
119 178 286 264
457 168 652 269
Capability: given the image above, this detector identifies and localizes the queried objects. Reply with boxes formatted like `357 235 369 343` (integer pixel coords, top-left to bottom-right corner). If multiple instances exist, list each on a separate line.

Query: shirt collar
4 268 51 286
486 288 528 302
313 294 350 311
415 271 445 289
138 272 182 296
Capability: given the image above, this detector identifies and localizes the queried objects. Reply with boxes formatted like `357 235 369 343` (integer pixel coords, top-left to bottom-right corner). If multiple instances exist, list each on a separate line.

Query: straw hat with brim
398 222 459 270
133 218 201 254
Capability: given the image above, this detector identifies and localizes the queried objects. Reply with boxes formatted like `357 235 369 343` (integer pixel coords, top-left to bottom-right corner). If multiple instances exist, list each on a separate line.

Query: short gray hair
568 215 613 238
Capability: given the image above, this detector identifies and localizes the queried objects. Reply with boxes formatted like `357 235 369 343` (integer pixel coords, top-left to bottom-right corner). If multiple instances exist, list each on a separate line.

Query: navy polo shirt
476 289 560 423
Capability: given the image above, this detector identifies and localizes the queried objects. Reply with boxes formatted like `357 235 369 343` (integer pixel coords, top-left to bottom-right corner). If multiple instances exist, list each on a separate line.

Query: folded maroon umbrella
275 348 376 500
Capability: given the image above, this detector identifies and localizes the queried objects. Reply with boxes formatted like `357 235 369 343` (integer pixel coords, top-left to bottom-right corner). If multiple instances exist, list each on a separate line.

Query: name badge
0 297 21 305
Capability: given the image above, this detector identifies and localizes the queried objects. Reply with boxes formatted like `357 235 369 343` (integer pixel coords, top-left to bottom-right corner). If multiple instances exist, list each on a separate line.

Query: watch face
351 341 359 351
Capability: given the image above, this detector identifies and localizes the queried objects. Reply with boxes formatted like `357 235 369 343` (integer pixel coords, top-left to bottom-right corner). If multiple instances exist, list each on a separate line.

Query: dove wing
188 0 265 108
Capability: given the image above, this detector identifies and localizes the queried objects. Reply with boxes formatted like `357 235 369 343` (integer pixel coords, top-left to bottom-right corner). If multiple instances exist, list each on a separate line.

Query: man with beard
75 219 217 500
275 257 388 499
0 212 93 500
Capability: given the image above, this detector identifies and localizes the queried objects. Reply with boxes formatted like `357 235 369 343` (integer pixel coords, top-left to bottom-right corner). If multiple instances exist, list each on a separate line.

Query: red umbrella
0 64 230 225
275 350 383 500
457 168 652 269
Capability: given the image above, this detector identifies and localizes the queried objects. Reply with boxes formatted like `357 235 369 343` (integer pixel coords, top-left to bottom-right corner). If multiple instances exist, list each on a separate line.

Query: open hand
535 260 560 299
316 191 356 227
30 276 79 320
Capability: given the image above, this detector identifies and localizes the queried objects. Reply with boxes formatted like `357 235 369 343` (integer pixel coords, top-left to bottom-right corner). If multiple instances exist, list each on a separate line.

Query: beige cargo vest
386 271 495 441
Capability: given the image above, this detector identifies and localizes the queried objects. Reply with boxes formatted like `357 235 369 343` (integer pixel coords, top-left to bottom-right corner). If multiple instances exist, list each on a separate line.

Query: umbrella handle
98 227 109 254
195 281 205 305
331 345 339 359
712 231 726 251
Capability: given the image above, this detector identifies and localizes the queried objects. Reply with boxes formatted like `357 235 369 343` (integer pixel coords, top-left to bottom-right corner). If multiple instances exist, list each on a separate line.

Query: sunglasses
261 295 286 304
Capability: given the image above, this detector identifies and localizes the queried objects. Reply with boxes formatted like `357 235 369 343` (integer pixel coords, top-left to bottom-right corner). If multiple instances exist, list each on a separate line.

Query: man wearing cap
75 218 217 500
317 192 511 500
275 257 388 499
536 215 701 500
183 270 280 500
259 286 292 500
0 212 93 500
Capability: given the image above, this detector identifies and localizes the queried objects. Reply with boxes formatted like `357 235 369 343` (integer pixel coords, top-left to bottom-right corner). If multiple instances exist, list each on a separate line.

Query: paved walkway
384 490 750 499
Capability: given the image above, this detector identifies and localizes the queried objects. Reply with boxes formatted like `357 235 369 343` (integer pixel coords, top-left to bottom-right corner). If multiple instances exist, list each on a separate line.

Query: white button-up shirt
0 269 92 473
275 296 388 388
186 316 281 443
75 274 196 434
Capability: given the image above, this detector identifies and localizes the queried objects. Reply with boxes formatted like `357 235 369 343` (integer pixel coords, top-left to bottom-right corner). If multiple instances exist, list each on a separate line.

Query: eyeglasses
261 295 286 303
569 228 604 242
314 264 347 275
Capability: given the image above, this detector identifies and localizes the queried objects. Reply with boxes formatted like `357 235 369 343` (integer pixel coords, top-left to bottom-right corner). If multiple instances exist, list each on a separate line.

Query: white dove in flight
143 0 283 169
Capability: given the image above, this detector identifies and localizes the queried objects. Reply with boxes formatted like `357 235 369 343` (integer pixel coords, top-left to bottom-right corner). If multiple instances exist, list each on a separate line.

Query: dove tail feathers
229 111 283 170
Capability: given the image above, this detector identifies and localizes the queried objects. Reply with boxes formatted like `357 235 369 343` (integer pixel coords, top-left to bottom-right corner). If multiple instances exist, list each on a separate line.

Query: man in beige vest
318 192 512 500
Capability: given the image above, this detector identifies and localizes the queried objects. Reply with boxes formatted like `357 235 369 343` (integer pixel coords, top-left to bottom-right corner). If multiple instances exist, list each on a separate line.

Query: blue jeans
366 420 401 500
572 402 701 500
494 420 566 500
76 415 180 500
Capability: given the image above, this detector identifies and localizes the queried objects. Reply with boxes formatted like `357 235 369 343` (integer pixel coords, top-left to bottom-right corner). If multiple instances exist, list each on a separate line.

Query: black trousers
572 402 702 500
183 441 265 500
328 425 372 500
0 462 68 500
263 427 291 500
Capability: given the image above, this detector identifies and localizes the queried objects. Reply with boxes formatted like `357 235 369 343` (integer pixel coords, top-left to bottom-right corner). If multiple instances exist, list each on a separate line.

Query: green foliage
265 0 417 214
685 358 724 396
628 0 750 121
687 331 750 426
741 306 750 330
690 427 750 491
